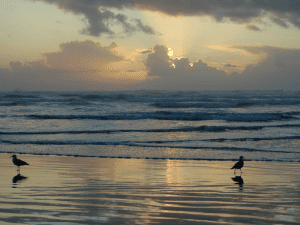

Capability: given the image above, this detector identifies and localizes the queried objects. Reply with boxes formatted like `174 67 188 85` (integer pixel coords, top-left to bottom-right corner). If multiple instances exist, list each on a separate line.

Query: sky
1 0 300 91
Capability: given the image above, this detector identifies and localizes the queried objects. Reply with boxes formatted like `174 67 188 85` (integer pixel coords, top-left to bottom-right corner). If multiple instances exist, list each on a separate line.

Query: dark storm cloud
35 0 300 36
130 0 300 28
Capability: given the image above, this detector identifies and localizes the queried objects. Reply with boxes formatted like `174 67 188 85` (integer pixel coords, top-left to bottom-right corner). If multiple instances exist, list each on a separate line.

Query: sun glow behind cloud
206 45 266 72
1 1 300 91
137 8 300 73
135 11 269 73
141 12 194 57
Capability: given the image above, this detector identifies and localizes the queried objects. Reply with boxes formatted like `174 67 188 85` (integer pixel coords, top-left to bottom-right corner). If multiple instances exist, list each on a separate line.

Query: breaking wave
25 111 297 122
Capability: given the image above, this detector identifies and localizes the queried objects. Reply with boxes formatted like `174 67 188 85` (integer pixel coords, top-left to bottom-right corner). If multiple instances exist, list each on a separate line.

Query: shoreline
1 150 300 162
1 153 300 224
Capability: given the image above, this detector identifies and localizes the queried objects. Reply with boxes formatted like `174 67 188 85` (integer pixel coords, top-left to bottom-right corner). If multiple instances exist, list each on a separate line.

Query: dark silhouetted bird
11 155 29 173
231 156 244 174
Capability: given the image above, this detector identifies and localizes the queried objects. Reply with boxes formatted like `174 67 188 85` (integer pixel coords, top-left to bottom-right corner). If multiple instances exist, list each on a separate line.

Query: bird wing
16 158 29 166
231 161 239 169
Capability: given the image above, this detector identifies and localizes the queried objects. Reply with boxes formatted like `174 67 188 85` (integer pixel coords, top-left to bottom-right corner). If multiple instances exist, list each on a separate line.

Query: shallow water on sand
1 154 299 224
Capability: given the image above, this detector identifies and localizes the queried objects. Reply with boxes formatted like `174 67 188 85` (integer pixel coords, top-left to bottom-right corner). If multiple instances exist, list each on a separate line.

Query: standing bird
11 155 29 174
231 156 244 174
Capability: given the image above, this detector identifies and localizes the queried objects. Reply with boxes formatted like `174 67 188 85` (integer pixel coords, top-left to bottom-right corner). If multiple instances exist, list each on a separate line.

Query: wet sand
1 153 299 224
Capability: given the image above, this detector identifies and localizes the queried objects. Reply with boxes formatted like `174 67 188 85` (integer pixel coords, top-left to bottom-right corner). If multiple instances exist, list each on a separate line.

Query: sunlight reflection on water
1 154 299 224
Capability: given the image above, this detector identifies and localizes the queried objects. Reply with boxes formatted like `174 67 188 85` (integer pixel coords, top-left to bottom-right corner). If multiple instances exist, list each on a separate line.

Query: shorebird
231 156 244 174
11 155 29 173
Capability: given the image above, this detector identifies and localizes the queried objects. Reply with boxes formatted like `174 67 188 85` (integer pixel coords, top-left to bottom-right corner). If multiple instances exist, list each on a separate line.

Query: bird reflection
12 174 27 187
232 175 243 190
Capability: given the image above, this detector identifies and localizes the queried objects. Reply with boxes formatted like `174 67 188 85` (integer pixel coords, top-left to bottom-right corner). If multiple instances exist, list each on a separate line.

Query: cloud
0 40 145 91
35 0 156 36
131 0 300 28
35 0 300 34
224 63 238 68
145 45 173 77
140 50 152 54
43 40 123 71
134 19 155 34
143 44 300 90
0 60 91 91
143 45 228 89
1 41 300 91
229 46 300 90
247 25 261 31
271 17 289 28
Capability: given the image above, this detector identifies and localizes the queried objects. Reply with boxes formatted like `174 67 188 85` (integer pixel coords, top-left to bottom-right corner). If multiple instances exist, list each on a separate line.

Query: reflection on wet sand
232 175 244 190
1 155 300 224
12 174 27 187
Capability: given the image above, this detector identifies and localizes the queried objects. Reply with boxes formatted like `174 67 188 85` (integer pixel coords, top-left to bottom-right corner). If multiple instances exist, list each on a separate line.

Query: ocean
1 90 300 162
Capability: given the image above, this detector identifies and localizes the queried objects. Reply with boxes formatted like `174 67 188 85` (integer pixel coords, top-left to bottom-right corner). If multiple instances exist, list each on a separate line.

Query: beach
2 0 300 223
1 153 299 224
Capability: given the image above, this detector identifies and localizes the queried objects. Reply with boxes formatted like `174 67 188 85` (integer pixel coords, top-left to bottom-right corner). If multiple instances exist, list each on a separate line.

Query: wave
151 98 300 109
137 135 300 143
2 124 300 136
2 94 39 99
0 102 30 106
2 137 300 153
0 125 265 135
59 93 132 102
66 98 90 106
25 111 297 122
80 94 127 101
1 148 299 162
0 93 43 106
151 101 256 109
2 91 300 112
210 136 300 142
